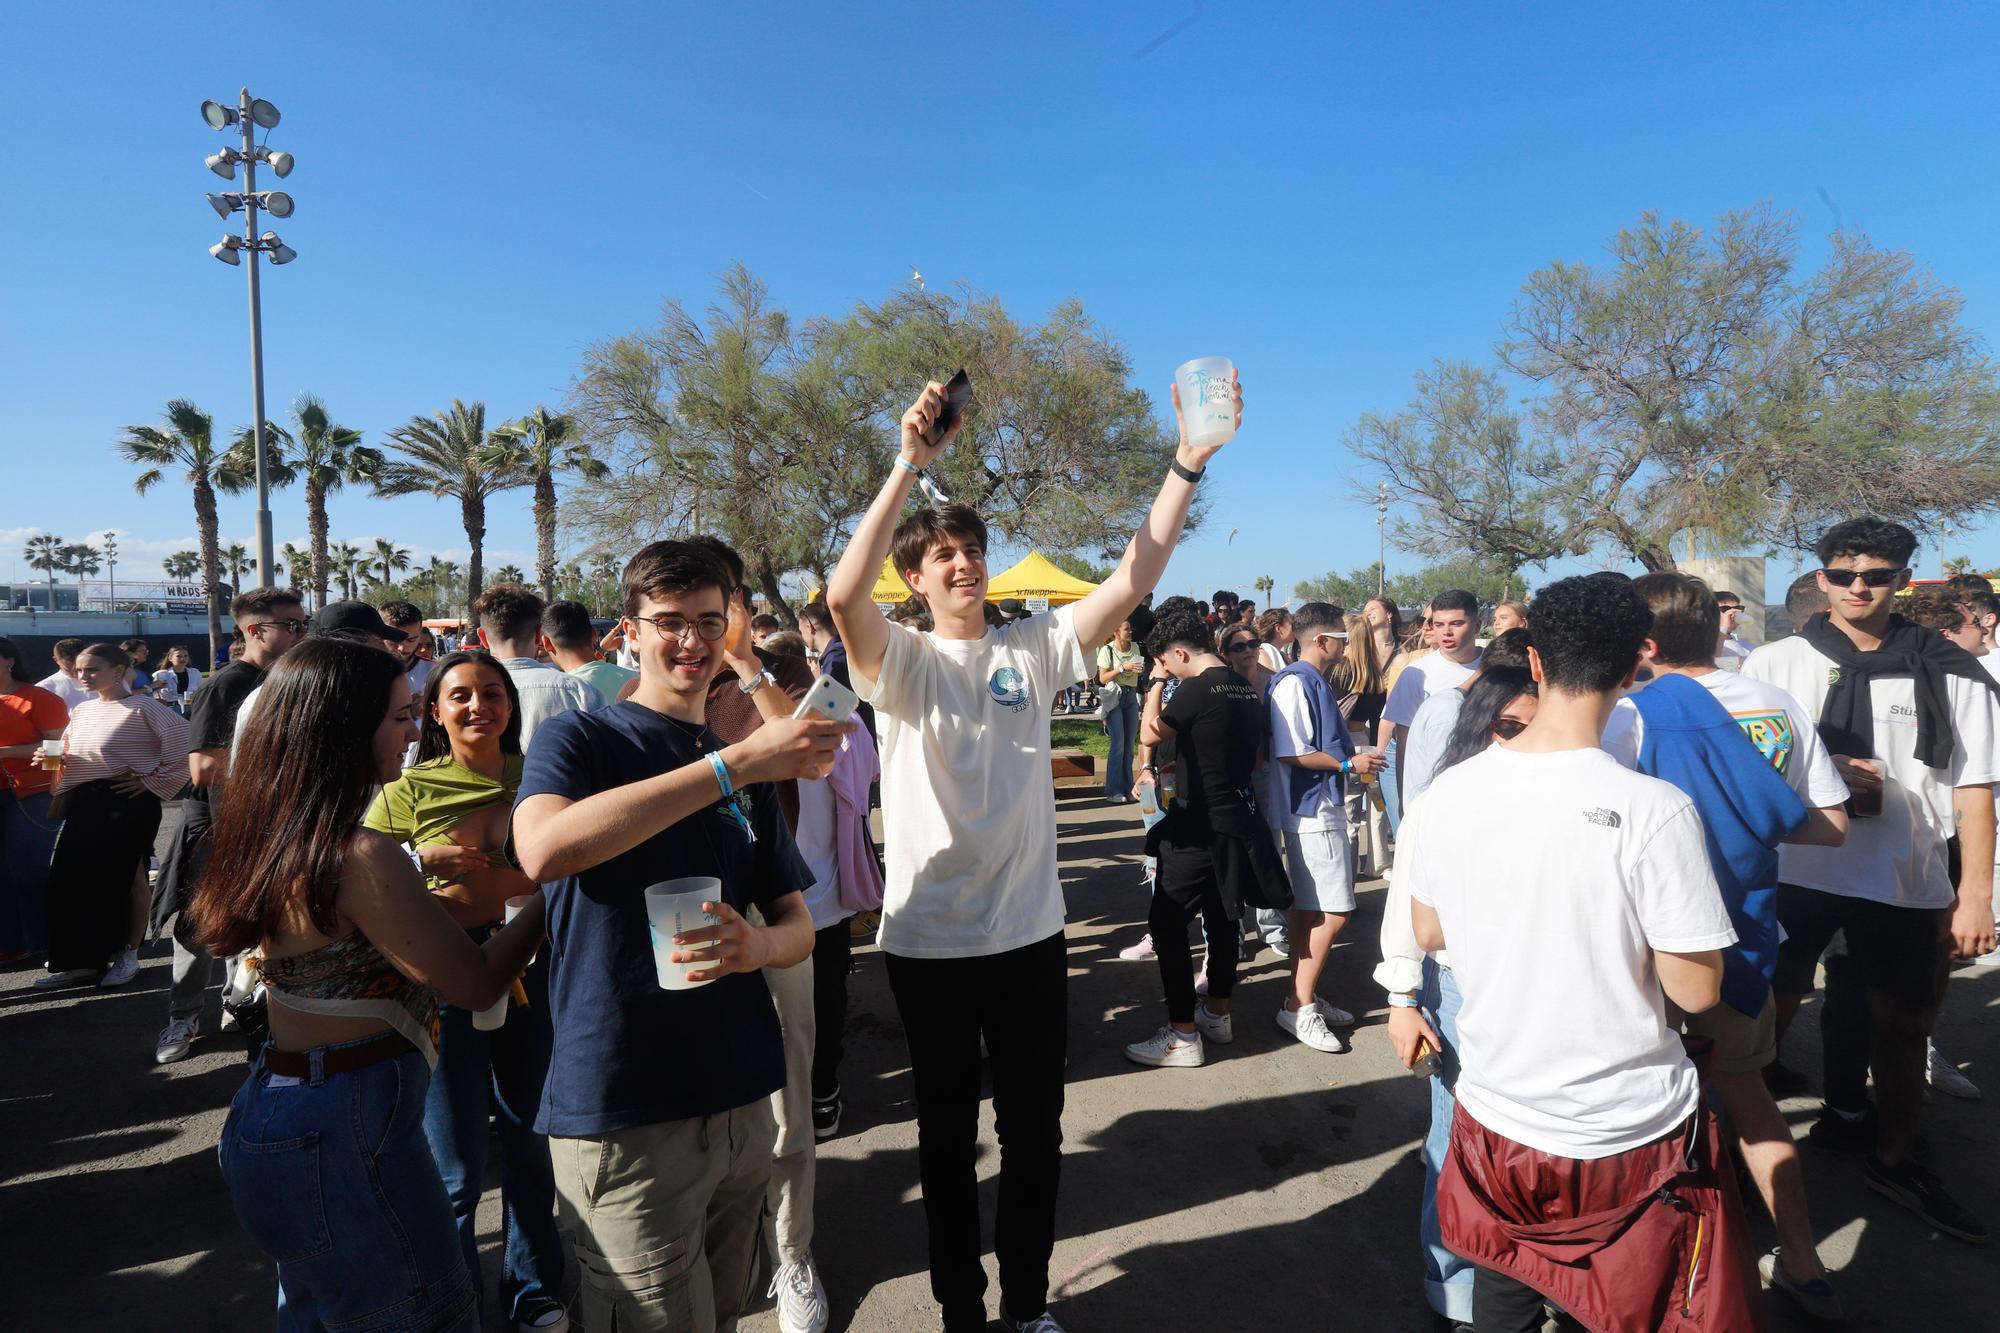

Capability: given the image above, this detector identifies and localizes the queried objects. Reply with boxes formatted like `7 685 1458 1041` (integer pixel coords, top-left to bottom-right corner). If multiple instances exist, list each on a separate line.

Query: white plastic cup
645 878 723 991
1174 356 1238 450
473 896 539 1030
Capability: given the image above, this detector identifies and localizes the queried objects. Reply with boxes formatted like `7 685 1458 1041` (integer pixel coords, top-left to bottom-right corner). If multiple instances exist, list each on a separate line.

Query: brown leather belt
265 1030 414 1079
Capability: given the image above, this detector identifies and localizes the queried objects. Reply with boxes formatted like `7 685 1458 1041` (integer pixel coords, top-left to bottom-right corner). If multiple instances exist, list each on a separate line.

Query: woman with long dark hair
361 650 567 1331
191 637 545 1331
1378 662 1537 1327
0 636 69 964
37 643 187 989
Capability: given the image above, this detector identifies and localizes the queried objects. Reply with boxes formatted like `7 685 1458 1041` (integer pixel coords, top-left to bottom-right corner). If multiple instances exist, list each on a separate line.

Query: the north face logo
1582 808 1622 828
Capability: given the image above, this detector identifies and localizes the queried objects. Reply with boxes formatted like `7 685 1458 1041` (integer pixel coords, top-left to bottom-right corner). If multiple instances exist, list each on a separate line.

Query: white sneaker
1192 1003 1233 1045
1313 998 1356 1027
1001 1308 1067 1332
1125 1025 1203 1067
1278 1004 1350 1053
33 968 97 989
769 1257 829 1333
99 949 140 988
1970 947 2000 967
515 1304 570 1333
1116 933 1156 962
1927 1041 1981 1100
155 1016 200 1065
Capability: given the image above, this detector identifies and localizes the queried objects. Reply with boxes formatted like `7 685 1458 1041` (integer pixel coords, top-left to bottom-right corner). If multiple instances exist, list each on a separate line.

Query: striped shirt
58 695 191 801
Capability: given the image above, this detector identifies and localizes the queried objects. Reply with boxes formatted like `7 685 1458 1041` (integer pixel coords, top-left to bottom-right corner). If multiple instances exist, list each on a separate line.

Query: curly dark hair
1145 609 1212 659
1527 575 1653 693
1816 518 1917 569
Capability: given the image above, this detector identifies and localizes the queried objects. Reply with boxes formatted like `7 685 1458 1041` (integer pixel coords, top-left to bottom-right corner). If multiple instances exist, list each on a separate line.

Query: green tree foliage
162 551 201 582
369 538 412 587
1046 551 1118 584
568 265 1190 621
375 401 529 603
1295 558 1528 611
1351 207 2000 572
24 533 64 605
219 542 252 598
59 543 102 600
120 400 257 660
243 395 380 611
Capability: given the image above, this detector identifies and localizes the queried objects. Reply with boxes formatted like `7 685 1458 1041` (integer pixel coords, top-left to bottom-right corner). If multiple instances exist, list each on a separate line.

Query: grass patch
1051 717 1113 759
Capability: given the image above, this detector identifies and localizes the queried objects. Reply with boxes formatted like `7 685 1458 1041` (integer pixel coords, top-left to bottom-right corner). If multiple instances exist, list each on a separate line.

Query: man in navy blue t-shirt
515 540 848 1333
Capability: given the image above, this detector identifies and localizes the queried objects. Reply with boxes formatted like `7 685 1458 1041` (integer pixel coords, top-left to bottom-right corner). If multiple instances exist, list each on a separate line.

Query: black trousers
1474 1266 1585 1332
884 930 1067 1332
811 918 852 1100
46 782 160 973
1149 882 1237 1024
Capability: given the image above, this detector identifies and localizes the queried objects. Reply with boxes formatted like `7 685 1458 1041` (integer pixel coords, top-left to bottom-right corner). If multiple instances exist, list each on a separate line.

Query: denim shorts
220 1036 477 1333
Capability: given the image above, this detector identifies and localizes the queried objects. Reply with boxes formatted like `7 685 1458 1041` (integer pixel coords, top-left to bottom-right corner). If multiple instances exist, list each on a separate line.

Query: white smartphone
791 673 861 725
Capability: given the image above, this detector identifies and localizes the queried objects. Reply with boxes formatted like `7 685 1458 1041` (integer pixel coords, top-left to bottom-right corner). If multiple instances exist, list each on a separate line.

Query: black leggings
811 918 852 1099
46 781 160 972
1474 1266 1585 1332
1149 883 1237 1025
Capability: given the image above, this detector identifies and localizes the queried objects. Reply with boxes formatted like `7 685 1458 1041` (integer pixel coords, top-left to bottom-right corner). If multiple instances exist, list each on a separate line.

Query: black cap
311 600 407 641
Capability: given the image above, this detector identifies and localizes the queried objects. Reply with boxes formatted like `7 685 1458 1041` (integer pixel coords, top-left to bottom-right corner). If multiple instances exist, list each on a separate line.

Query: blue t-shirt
516 700 812 1137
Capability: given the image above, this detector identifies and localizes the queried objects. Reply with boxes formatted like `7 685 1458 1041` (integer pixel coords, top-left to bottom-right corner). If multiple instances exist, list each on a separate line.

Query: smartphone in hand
930 369 972 445
792 674 861 726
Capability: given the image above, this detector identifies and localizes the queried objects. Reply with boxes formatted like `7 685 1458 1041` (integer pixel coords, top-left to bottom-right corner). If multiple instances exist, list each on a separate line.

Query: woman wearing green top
362 649 568 1332
1096 619 1144 802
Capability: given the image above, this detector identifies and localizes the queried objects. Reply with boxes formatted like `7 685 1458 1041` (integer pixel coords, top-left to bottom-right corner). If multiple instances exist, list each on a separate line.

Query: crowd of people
1 363 1995 1332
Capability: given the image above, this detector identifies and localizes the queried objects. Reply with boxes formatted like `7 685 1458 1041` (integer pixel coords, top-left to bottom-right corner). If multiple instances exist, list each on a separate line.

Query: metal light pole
103 533 118 609
201 89 298 591
1375 482 1389 596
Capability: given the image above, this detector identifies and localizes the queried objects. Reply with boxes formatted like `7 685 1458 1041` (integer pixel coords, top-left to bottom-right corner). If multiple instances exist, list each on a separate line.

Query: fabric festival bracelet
706 751 734 800
1387 994 1422 1009
894 454 951 505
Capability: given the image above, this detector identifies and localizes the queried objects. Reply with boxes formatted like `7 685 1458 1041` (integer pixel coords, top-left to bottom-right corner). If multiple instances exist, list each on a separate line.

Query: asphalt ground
3 795 1995 1330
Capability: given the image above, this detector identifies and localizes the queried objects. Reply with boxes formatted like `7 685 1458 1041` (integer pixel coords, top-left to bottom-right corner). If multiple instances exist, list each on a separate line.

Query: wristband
1340 757 1353 775
706 751 734 799
738 668 774 696
895 454 951 505
1170 457 1204 485
893 455 921 476
1387 994 1421 1009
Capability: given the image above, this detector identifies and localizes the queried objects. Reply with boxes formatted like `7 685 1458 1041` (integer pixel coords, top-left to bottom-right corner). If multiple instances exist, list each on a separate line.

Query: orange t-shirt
0 683 71 797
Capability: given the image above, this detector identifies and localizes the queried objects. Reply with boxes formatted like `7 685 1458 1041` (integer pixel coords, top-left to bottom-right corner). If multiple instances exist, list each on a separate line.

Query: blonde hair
1329 612 1387 696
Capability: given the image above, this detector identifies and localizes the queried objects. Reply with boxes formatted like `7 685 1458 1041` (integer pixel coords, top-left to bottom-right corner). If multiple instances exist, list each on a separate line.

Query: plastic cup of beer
39 739 63 771
1352 745 1380 785
645 878 724 991
1174 356 1238 451
472 895 538 1030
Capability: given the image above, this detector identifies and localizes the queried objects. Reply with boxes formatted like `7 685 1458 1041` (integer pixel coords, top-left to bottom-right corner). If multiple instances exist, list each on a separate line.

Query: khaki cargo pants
551 1103 777 1332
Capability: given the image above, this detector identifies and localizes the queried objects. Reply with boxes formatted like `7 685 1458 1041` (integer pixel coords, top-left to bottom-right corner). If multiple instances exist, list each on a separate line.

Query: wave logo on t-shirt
989 666 1030 712
1734 709 1795 775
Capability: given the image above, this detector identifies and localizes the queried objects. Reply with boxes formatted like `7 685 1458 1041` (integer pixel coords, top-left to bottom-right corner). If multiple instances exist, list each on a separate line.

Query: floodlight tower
201 89 298 589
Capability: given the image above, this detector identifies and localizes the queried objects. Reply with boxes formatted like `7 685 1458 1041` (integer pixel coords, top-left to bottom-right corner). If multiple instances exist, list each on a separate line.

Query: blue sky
6 2 2000 608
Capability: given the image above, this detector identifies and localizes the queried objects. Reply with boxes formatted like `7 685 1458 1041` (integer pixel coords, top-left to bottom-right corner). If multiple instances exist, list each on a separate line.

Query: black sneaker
1865 1157 1990 1245
811 1090 841 1141
1806 1106 1877 1153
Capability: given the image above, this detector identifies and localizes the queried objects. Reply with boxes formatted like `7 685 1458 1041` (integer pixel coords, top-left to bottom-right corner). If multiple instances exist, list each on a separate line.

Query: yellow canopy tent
871 557 915 604
985 552 1098 605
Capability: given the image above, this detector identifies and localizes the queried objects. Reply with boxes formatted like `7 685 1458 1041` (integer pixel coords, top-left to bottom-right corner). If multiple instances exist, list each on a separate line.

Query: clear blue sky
7 2 2000 607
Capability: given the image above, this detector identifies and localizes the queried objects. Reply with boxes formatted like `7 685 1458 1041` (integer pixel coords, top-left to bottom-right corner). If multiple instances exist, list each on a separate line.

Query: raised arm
827 381 964 687
1070 372 1243 650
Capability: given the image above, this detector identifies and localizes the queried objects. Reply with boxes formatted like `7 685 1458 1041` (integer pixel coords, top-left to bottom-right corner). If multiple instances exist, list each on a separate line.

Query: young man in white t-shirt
1380 588 1482 822
1405 574 1759 1330
825 372 1242 1333
1743 518 1998 1246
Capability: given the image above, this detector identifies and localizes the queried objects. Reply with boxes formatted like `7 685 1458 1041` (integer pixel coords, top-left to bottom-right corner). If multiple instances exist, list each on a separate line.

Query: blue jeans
423 951 565 1321
220 1037 478 1332
1419 958 1473 1321
1103 690 1139 798
1381 736 1405 836
0 790 57 956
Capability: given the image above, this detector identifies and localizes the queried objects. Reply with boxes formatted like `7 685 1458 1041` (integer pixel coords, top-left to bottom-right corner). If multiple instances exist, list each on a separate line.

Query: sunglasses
1490 716 1529 740
247 618 310 635
1821 567 1904 589
1223 639 1258 654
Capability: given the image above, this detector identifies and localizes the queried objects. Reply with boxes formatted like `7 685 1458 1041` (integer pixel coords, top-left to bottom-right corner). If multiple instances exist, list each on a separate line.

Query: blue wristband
893 455 921 476
706 751 733 799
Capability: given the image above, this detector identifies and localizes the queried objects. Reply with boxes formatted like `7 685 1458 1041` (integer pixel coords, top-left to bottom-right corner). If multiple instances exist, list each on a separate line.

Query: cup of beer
38 739 63 771
1174 356 1238 451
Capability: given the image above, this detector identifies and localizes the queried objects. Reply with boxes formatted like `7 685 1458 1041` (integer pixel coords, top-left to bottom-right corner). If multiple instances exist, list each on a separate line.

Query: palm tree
328 541 364 601
487 406 608 600
60 543 103 604
369 538 412 588
219 542 254 599
375 400 529 605
280 542 311 601
162 550 201 582
244 394 380 611
120 400 253 661
23 533 64 608
1253 574 1275 604
491 563 527 585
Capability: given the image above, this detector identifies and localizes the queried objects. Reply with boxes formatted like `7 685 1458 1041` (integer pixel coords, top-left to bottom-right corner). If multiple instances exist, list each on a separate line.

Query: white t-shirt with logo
1405 745 1736 1159
856 605 1089 958
1266 672 1345 832
1382 651 1482 729
1602 670 1849 810
1743 634 2000 908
